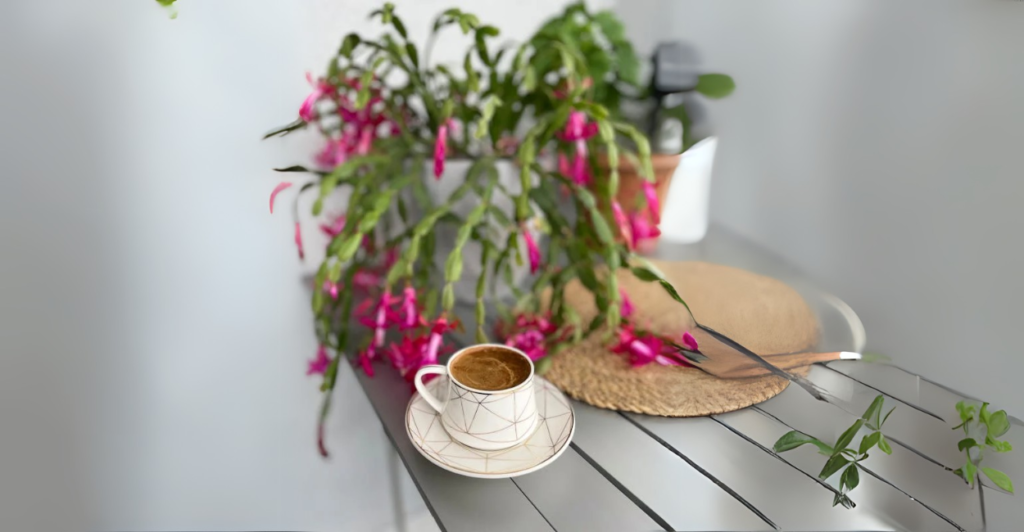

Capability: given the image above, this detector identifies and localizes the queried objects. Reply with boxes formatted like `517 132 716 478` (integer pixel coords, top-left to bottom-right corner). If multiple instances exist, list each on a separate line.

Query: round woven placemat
545 261 818 417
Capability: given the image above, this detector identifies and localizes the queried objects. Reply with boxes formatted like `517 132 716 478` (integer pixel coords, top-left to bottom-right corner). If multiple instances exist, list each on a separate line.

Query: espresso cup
414 344 539 451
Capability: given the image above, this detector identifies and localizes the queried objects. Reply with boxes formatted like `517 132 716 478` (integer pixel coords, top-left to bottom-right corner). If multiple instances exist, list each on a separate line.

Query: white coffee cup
414 344 539 451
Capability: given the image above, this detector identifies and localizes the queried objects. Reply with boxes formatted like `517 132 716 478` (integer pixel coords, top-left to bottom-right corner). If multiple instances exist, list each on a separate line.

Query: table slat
826 362 967 415
570 402 773 531
512 447 664 532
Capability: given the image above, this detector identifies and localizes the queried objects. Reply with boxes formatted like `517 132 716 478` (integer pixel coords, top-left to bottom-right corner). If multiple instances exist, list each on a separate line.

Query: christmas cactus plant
267 3 699 456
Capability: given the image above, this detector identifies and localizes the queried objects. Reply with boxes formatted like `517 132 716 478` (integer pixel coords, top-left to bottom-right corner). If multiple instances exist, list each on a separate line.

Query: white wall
0 0 579 530
617 0 1024 411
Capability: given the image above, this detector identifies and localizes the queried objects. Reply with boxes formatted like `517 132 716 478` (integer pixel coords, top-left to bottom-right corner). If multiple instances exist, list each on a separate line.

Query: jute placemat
545 261 818 416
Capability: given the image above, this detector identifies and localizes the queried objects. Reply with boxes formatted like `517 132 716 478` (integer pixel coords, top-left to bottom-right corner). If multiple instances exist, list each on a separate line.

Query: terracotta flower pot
594 152 681 251
612 152 681 217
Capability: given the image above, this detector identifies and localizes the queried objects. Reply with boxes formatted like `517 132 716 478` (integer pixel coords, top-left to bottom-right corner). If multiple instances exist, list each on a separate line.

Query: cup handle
414 365 448 413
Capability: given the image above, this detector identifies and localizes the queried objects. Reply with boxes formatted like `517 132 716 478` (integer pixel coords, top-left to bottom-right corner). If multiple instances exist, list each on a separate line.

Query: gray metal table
354 225 1022 532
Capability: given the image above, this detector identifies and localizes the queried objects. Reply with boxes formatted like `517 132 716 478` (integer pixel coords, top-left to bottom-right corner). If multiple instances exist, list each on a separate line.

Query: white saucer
405 376 575 479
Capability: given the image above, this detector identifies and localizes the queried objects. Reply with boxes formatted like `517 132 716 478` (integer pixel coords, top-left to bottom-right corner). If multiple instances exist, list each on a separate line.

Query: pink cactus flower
620 291 635 319
299 73 334 122
627 212 661 250
423 316 458 367
319 213 346 238
269 181 293 214
373 295 393 347
355 127 373 155
558 153 571 177
522 224 542 275
357 291 400 348
506 329 547 361
611 325 659 367
315 139 348 169
558 110 599 186
359 349 376 377
571 152 592 186
399 285 422 330
322 280 339 300
611 201 634 248
501 313 559 362
307 344 332 375
433 120 451 179
389 335 427 375
294 222 305 260
558 110 598 143
611 325 690 368
682 331 699 352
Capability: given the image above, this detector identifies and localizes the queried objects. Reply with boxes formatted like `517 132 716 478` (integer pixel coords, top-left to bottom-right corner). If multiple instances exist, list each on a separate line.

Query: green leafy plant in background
952 400 1014 493
155 0 178 19
774 395 895 508
527 3 642 120
533 2 734 154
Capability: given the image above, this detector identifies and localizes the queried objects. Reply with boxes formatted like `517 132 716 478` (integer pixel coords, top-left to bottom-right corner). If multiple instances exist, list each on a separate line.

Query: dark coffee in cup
450 346 532 391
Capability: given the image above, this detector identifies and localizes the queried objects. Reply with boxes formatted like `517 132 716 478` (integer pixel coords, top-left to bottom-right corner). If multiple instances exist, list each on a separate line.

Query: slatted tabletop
354 226 1022 532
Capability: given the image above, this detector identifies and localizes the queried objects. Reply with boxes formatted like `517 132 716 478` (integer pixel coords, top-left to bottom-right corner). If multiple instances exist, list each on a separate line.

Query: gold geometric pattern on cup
442 381 537 445
406 377 574 476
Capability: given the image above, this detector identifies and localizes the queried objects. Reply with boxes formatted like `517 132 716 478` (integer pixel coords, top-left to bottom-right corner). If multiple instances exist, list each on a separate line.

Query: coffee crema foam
451 347 532 391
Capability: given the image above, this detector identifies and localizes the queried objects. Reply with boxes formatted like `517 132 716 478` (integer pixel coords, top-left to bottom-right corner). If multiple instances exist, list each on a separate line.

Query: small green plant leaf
987 410 1010 438
311 288 324 314
156 0 178 19
862 395 885 429
475 95 502 139
986 437 1013 453
834 419 864 456
859 432 881 455
592 11 626 42
274 165 319 174
834 493 856 509
963 460 978 486
392 17 408 38
881 407 896 428
819 454 850 480
336 234 363 261
405 43 419 67
877 434 893 455
774 431 834 455
629 260 694 317
694 73 736 99
955 400 976 423
841 464 860 491
958 438 979 452
441 284 455 312
263 119 307 139
979 403 992 425
981 467 1014 493
339 33 361 57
